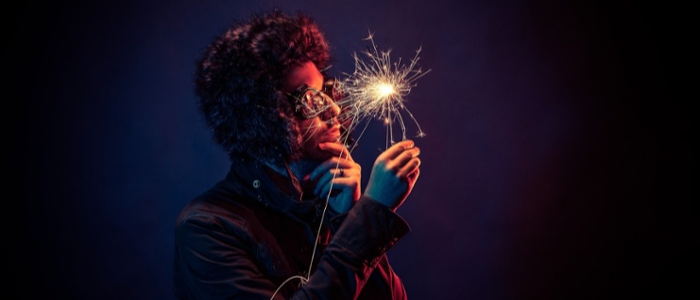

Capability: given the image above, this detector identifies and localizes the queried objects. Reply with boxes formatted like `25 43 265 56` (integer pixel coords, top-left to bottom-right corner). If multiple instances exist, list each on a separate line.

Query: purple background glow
9 0 691 299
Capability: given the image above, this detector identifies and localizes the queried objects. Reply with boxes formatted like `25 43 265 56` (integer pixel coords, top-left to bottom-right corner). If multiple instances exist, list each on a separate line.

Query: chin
303 149 332 163
306 140 335 161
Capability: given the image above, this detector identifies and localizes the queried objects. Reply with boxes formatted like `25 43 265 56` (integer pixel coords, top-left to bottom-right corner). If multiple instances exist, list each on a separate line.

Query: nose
321 94 341 122
328 100 340 118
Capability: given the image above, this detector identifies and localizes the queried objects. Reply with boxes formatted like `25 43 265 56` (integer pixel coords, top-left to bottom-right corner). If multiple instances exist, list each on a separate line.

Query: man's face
284 61 342 162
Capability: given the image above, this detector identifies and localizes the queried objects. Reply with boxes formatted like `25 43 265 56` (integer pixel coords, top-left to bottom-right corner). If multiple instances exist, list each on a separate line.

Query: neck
264 159 320 185
288 159 320 182
264 159 321 201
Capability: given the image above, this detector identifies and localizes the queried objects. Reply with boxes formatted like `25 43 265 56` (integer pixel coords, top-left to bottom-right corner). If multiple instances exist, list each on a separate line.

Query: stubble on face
285 61 341 163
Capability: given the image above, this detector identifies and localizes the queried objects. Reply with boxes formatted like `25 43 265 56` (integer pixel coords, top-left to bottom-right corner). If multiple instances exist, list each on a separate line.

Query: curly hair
194 10 331 166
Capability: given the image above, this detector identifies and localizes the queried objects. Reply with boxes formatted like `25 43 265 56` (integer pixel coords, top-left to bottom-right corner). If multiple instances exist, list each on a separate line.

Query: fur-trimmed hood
194 10 331 167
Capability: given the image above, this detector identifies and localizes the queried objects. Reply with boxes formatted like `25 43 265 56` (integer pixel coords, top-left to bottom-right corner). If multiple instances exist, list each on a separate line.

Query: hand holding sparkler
364 140 421 211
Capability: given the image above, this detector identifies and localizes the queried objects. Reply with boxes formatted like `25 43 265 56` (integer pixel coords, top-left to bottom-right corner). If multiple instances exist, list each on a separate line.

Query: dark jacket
174 158 410 299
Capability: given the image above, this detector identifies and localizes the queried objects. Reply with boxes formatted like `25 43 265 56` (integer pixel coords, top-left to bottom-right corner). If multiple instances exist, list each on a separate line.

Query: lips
326 126 341 142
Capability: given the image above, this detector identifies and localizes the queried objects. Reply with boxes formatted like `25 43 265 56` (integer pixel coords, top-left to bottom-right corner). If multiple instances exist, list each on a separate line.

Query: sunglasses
287 78 358 149
286 79 340 120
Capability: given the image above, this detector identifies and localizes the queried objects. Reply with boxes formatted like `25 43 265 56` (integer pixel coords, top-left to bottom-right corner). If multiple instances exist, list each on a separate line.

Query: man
174 10 421 300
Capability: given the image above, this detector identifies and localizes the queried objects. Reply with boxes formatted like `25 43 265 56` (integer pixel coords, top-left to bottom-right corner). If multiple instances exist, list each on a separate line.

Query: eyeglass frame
286 80 339 120
286 78 358 149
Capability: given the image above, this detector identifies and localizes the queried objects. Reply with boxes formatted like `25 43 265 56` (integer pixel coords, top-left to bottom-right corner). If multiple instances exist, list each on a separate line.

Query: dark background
8 0 693 299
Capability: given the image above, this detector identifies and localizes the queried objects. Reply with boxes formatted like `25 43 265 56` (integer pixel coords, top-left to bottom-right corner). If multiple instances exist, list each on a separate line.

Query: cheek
299 119 324 139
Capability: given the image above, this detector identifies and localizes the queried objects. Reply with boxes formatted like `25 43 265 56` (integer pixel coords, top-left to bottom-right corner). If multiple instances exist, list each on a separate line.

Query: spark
336 31 430 150
275 32 431 297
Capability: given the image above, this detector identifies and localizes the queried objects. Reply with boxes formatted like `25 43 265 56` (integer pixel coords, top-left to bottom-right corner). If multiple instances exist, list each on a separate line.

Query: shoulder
175 181 254 235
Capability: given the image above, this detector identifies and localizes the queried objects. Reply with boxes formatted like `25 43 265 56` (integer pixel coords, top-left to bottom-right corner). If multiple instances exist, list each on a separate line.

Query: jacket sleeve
299 196 410 299
174 196 410 300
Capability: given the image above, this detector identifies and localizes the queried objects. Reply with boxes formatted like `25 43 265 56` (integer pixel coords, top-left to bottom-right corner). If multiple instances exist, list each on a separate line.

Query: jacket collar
224 158 321 222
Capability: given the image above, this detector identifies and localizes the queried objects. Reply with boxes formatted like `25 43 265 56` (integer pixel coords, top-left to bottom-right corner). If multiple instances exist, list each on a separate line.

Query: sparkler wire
271 31 429 299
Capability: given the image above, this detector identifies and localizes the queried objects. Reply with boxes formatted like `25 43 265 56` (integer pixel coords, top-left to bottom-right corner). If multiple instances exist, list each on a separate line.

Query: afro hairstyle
194 10 332 167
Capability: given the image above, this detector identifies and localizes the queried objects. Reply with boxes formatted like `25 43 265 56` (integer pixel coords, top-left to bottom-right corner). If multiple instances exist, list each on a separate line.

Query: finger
406 167 421 188
408 165 421 181
309 157 354 180
387 146 420 170
313 164 360 195
314 171 334 197
397 157 421 178
316 176 349 196
318 142 353 161
315 175 358 198
377 140 415 162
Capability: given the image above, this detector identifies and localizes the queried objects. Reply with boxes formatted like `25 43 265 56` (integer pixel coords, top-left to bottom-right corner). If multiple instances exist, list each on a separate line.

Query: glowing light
273 31 431 299
374 82 396 99
336 31 430 149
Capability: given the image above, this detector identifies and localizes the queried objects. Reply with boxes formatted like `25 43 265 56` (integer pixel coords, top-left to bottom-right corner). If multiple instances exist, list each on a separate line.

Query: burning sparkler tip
338 31 430 150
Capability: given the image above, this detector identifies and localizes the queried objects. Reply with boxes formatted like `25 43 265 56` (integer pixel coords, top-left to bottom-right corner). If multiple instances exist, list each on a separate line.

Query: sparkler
274 32 431 299
336 31 431 150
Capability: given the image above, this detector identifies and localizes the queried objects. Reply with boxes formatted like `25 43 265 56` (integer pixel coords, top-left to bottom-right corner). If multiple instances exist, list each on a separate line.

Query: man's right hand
364 140 421 211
